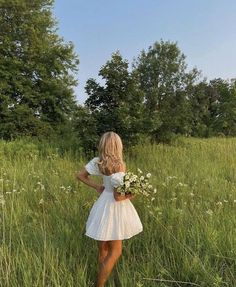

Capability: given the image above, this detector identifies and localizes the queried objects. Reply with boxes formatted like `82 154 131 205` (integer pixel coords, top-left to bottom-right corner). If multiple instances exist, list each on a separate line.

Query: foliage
0 0 79 139
83 51 145 148
133 39 201 142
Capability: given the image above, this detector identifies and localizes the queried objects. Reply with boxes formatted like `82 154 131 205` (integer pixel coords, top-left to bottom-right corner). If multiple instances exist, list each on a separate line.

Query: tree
0 0 79 139
84 51 145 147
133 39 200 142
189 80 214 137
210 78 236 136
71 105 99 156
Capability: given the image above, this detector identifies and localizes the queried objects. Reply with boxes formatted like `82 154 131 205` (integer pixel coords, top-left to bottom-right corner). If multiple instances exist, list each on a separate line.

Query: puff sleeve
84 157 102 176
110 172 125 188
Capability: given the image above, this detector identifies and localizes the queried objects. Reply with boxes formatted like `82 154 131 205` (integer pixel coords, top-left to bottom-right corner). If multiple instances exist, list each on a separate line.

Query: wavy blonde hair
97 131 125 175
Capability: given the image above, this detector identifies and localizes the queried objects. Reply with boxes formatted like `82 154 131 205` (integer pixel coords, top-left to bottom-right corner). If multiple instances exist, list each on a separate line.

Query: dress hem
85 228 143 241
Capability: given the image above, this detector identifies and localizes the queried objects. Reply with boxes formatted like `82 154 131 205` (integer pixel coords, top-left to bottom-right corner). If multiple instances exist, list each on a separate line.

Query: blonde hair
97 131 125 175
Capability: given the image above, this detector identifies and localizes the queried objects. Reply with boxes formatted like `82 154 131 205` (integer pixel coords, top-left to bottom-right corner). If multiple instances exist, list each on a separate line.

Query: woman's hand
114 190 136 201
96 185 105 194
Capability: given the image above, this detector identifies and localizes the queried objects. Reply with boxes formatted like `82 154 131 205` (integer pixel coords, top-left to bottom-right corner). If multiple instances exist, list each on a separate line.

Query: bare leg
96 240 122 287
97 241 109 270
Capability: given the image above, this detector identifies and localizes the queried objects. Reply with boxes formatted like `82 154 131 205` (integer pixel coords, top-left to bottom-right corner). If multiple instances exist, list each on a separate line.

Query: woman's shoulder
84 156 102 175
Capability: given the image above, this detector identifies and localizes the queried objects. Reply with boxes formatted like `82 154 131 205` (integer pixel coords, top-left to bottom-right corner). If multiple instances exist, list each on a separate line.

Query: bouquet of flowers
113 168 157 198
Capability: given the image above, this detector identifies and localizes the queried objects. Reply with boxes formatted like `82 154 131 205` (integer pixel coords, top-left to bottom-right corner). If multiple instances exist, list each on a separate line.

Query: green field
0 137 235 287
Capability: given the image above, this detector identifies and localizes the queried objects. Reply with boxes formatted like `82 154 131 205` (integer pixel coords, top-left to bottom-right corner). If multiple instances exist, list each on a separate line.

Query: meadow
0 137 235 287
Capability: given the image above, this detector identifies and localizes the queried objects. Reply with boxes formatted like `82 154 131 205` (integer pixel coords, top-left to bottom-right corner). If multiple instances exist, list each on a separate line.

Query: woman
75 131 143 287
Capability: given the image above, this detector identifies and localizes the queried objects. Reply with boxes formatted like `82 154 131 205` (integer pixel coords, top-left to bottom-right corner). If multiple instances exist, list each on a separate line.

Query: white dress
84 157 143 241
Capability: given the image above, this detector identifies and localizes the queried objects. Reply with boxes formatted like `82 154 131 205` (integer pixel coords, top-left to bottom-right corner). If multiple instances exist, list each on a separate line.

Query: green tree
189 80 215 137
133 39 200 142
210 78 236 136
84 51 145 147
71 105 99 156
0 0 79 139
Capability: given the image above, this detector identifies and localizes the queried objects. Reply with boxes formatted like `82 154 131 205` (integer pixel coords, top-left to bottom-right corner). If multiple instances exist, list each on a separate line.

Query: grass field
0 137 235 287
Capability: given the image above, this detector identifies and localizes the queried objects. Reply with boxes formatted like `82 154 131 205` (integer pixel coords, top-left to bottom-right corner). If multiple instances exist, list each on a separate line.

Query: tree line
1 0 236 153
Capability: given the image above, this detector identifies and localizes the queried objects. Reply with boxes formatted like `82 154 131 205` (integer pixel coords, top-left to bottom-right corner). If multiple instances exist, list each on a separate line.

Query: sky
53 0 236 105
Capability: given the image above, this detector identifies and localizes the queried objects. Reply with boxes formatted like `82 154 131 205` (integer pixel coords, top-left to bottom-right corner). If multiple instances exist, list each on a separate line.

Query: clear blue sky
53 0 236 105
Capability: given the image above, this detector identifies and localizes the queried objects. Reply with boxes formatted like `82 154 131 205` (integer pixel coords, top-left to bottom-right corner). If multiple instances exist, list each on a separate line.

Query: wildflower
146 173 151 178
167 175 177 180
206 209 213 215
177 182 188 187
151 197 155 201
39 198 44 205
125 182 130 188
153 188 157 194
234 200 236 203
148 184 153 189
137 168 142 174
223 200 228 203
140 176 144 181
216 201 223 206
190 192 194 196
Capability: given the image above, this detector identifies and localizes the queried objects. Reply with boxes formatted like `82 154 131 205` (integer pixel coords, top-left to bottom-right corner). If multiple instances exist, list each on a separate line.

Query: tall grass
0 137 235 286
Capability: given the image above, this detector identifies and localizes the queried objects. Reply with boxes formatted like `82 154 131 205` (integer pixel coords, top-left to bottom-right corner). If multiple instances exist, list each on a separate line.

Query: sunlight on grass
0 137 235 286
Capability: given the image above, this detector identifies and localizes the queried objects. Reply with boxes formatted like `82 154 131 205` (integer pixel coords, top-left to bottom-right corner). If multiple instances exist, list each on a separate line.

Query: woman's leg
96 240 122 287
98 241 109 268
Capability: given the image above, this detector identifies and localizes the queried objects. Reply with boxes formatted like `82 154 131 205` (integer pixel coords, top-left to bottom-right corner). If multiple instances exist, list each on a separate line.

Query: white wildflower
137 168 142 174
216 201 223 206
146 173 151 178
140 176 144 181
167 175 177 180
39 198 44 205
206 209 213 215
125 182 130 188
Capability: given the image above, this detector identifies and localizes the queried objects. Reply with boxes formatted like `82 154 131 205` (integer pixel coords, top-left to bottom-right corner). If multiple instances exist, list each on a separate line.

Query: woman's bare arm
113 189 135 201
75 168 104 193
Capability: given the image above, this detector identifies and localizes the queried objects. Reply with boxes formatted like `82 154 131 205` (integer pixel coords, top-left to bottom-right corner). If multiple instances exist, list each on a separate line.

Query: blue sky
53 0 236 105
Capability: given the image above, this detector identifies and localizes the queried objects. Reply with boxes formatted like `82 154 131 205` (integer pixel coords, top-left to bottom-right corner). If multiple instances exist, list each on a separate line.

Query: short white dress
84 157 143 241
